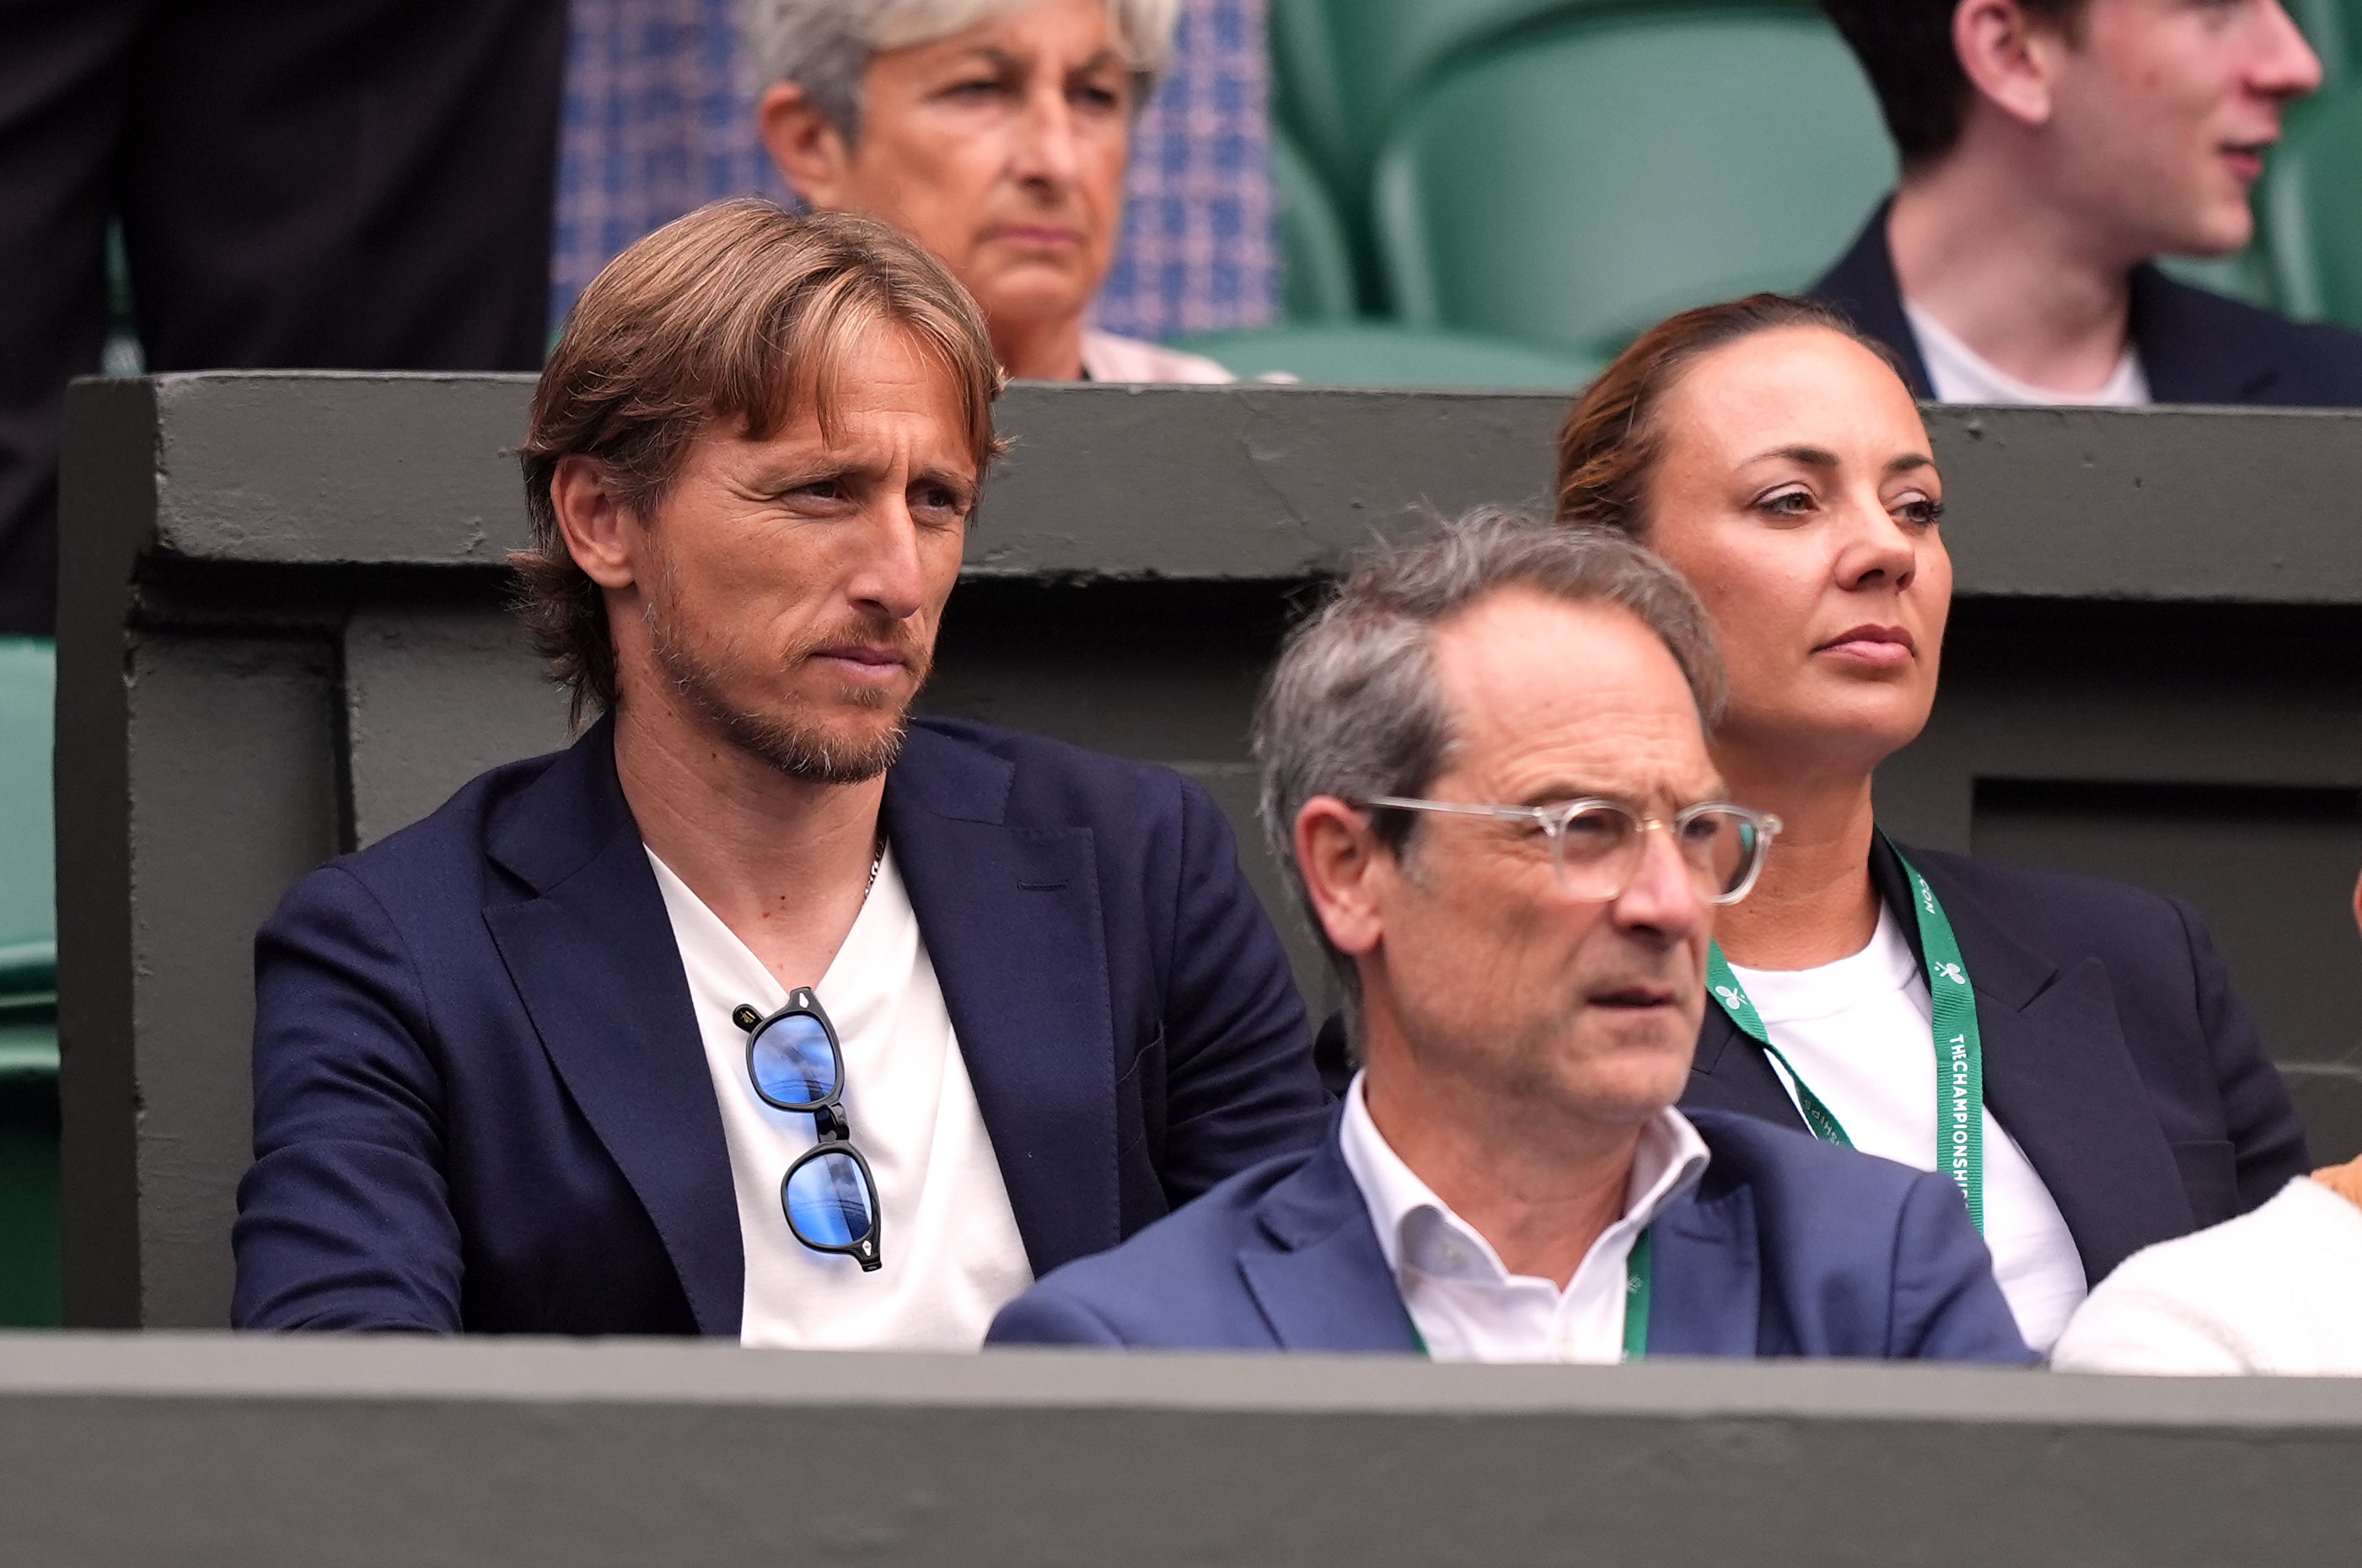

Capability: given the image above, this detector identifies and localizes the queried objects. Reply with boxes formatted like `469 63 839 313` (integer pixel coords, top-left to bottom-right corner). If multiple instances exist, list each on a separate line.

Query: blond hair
515 200 1004 721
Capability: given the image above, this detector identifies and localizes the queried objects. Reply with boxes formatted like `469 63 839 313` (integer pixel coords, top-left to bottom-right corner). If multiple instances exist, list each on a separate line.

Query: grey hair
745 0 1181 141
1252 507 1726 1028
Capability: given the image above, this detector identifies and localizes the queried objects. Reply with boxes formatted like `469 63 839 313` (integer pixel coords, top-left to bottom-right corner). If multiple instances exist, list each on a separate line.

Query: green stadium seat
1275 129 1361 321
0 638 55 1327
1269 0 1594 200
0 639 52 1000
1371 8 1895 362
1174 322 1601 388
2259 84 2362 330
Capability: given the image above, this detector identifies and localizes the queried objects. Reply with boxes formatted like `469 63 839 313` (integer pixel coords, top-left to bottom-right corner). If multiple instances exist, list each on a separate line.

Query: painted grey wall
53 374 2362 1327
3 1334 2359 1565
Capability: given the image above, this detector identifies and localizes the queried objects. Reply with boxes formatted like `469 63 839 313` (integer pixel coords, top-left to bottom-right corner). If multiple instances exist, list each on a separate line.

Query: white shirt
2051 1176 2362 1377
1336 1074 1710 1363
1080 329 1236 384
1728 905 2087 1351
649 846 1033 1349
1905 298 2151 406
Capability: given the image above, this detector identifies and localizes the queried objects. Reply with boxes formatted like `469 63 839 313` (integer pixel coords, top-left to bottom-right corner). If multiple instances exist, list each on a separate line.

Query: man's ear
1955 0 2069 130
1296 797 1390 965
549 455 640 592
759 81 855 208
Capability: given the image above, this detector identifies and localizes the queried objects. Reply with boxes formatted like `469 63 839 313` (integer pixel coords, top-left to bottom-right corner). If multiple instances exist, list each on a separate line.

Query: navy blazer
1812 200 2362 406
1683 838 2312 1288
989 1107 2034 1362
233 715 1330 1334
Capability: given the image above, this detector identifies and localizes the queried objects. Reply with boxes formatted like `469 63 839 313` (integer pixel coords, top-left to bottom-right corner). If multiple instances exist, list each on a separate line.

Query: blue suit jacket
1812 200 2362 407
233 715 1330 1334
989 1108 2034 1362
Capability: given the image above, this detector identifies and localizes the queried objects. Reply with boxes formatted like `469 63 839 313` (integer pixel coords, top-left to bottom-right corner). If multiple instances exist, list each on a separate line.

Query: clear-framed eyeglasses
1361 796 1781 905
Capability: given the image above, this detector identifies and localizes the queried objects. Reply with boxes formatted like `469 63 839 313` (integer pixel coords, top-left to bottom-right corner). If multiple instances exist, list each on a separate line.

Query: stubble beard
647 600 929 787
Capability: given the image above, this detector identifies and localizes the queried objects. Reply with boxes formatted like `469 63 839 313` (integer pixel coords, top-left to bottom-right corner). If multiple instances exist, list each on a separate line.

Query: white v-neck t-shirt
649 846 1032 1349
1905 298 2151 406
1727 906 2088 1351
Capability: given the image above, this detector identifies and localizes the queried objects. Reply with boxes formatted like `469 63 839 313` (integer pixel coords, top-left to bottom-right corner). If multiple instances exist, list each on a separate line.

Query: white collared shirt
1336 1073 1710 1363
649 846 1033 1350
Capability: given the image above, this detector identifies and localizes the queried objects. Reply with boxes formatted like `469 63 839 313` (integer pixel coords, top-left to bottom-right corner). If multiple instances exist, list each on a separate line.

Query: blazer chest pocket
2168 1137 2239 1226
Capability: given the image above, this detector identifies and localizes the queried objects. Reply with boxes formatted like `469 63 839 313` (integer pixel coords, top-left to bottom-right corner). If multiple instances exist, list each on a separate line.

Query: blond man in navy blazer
233 202 1327 1339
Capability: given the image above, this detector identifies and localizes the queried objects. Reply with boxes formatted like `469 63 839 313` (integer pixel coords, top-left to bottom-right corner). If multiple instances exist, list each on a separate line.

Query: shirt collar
1336 1073 1710 1286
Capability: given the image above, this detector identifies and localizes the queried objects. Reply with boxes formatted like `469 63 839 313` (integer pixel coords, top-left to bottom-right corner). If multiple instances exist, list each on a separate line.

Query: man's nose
2254 3 2325 99
1609 823 1710 943
847 499 929 620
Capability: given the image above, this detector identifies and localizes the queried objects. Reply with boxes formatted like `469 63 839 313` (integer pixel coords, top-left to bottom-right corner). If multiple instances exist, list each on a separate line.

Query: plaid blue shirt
551 0 1277 345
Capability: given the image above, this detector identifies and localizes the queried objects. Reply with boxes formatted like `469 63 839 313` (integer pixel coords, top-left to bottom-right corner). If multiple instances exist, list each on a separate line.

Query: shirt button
1440 1242 1467 1270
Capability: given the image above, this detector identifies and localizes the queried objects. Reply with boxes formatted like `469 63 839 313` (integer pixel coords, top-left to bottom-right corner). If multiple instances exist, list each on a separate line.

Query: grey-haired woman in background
747 0 1231 384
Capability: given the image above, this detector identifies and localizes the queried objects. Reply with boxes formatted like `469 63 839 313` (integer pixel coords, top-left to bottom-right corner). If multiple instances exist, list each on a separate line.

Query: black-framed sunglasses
732 988 882 1273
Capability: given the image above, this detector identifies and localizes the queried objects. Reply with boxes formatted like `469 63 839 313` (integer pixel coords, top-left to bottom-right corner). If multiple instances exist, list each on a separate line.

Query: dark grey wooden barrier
3 1334 2359 1566
54 373 2362 1329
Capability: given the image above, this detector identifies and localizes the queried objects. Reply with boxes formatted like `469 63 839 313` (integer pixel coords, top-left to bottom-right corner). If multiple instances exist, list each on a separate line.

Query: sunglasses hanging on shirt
733 988 883 1272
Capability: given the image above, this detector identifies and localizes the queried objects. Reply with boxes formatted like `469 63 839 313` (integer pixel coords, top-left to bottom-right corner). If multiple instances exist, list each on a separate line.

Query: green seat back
0 638 55 1327
1274 129 1361 321
1372 7 1894 362
1174 322 1601 388
1270 0 1600 198
0 640 53 996
2260 84 2362 329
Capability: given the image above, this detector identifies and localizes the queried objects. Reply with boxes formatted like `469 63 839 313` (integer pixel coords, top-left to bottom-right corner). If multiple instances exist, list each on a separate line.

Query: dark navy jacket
1315 839 2312 1291
1812 201 2362 407
988 1108 2034 1362
233 715 1330 1334
1685 838 2311 1288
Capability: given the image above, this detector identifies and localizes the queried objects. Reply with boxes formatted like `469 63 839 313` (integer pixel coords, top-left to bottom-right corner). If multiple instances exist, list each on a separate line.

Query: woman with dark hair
1550 294 2310 1353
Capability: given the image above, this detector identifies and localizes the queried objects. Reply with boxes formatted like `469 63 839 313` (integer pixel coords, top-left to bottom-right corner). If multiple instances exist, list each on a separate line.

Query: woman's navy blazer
1683 836 2312 1287
232 715 1331 1334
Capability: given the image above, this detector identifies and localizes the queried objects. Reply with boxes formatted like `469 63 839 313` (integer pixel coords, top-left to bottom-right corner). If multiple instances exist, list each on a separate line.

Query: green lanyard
1704 841 1987 1233
1404 1227 1653 1360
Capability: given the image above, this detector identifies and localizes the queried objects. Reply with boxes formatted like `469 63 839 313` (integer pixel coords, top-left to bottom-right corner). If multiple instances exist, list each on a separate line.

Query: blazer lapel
1809 197 1936 400
480 720 743 1336
1238 1132 1421 1353
884 724 1119 1278
1683 1001 1812 1133
1643 1179 1762 1359
1899 845 2195 1283
2130 265 2283 403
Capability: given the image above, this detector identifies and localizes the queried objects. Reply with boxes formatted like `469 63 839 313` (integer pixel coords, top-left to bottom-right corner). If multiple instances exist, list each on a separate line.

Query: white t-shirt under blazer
649 846 1033 1349
1727 905 2089 1352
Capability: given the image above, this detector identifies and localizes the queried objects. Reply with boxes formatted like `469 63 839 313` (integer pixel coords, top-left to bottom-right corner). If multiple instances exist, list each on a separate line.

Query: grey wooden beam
3 1334 2359 1566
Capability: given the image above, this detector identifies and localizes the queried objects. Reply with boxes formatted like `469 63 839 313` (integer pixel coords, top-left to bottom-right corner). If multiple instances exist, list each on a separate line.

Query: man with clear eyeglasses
990 510 2033 1362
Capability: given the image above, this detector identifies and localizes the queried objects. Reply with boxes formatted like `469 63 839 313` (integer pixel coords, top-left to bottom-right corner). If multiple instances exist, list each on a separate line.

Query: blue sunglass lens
784 1150 876 1250
749 1012 838 1107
